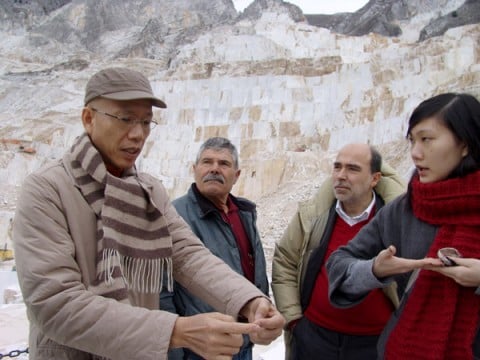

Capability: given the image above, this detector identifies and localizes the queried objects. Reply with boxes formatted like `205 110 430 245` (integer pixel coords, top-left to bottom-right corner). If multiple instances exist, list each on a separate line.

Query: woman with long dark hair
327 93 480 359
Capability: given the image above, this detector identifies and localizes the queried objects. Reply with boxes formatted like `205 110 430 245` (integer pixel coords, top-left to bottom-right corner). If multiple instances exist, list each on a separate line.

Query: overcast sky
233 0 369 14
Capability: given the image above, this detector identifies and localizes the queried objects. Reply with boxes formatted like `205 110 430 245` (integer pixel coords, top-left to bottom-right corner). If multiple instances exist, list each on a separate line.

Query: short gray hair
196 137 239 169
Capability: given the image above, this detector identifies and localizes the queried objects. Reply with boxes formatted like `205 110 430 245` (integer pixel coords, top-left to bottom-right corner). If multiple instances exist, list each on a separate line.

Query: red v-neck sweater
305 215 394 335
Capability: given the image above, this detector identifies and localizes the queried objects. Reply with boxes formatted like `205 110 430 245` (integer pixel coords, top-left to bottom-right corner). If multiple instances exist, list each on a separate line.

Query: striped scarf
385 171 480 359
64 133 173 302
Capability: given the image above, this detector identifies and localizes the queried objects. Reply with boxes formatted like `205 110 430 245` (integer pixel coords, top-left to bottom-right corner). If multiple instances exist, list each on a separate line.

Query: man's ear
233 169 241 185
372 172 382 187
82 107 94 134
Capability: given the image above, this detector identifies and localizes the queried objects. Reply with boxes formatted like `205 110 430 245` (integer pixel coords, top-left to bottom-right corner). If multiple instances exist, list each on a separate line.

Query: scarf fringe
103 249 173 293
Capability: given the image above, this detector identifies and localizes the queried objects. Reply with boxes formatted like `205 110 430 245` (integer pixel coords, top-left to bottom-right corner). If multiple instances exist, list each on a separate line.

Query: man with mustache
162 137 269 360
272 143 405 360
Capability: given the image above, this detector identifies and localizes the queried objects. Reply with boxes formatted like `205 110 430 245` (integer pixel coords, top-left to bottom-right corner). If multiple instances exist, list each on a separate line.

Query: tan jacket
13 159 263 360
271 162 406 358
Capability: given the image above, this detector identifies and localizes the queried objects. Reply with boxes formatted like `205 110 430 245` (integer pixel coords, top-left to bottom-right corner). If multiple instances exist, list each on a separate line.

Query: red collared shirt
219 197 255 282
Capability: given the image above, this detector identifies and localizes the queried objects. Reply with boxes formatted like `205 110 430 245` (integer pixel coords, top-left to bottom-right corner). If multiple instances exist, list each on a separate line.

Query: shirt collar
335 191 376 226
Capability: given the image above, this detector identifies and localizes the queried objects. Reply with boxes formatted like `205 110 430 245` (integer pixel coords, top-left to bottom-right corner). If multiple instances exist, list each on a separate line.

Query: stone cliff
0 0 478 249
305 0 480 40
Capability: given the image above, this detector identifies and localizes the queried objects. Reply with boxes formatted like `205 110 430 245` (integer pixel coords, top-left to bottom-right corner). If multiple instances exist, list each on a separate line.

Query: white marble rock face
0 0 478 356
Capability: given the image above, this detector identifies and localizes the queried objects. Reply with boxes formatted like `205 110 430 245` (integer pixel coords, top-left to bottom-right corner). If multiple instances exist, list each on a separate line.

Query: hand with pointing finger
169 312 258 360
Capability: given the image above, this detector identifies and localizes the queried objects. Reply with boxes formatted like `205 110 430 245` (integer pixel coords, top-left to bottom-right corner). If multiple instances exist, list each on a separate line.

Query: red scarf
385 171 480 360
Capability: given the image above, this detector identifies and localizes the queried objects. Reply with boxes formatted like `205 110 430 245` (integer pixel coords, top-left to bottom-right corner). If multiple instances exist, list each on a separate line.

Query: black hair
370 146 382 174
406 93 480 178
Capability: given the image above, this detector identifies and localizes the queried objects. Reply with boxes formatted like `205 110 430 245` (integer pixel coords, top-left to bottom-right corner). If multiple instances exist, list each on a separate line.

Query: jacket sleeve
326 200 400 308
13 171 178 360
271 210 305 327
272 177 335 327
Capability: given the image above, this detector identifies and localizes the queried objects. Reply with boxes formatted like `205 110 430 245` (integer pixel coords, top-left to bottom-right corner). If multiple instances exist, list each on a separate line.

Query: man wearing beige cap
13 67 284 360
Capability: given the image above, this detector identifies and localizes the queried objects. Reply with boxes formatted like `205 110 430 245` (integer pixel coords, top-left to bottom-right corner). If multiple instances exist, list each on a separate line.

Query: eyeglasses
90 108 158 130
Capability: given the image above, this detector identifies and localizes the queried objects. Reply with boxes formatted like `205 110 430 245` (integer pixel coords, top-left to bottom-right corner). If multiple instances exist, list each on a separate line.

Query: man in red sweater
272 143 405 359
